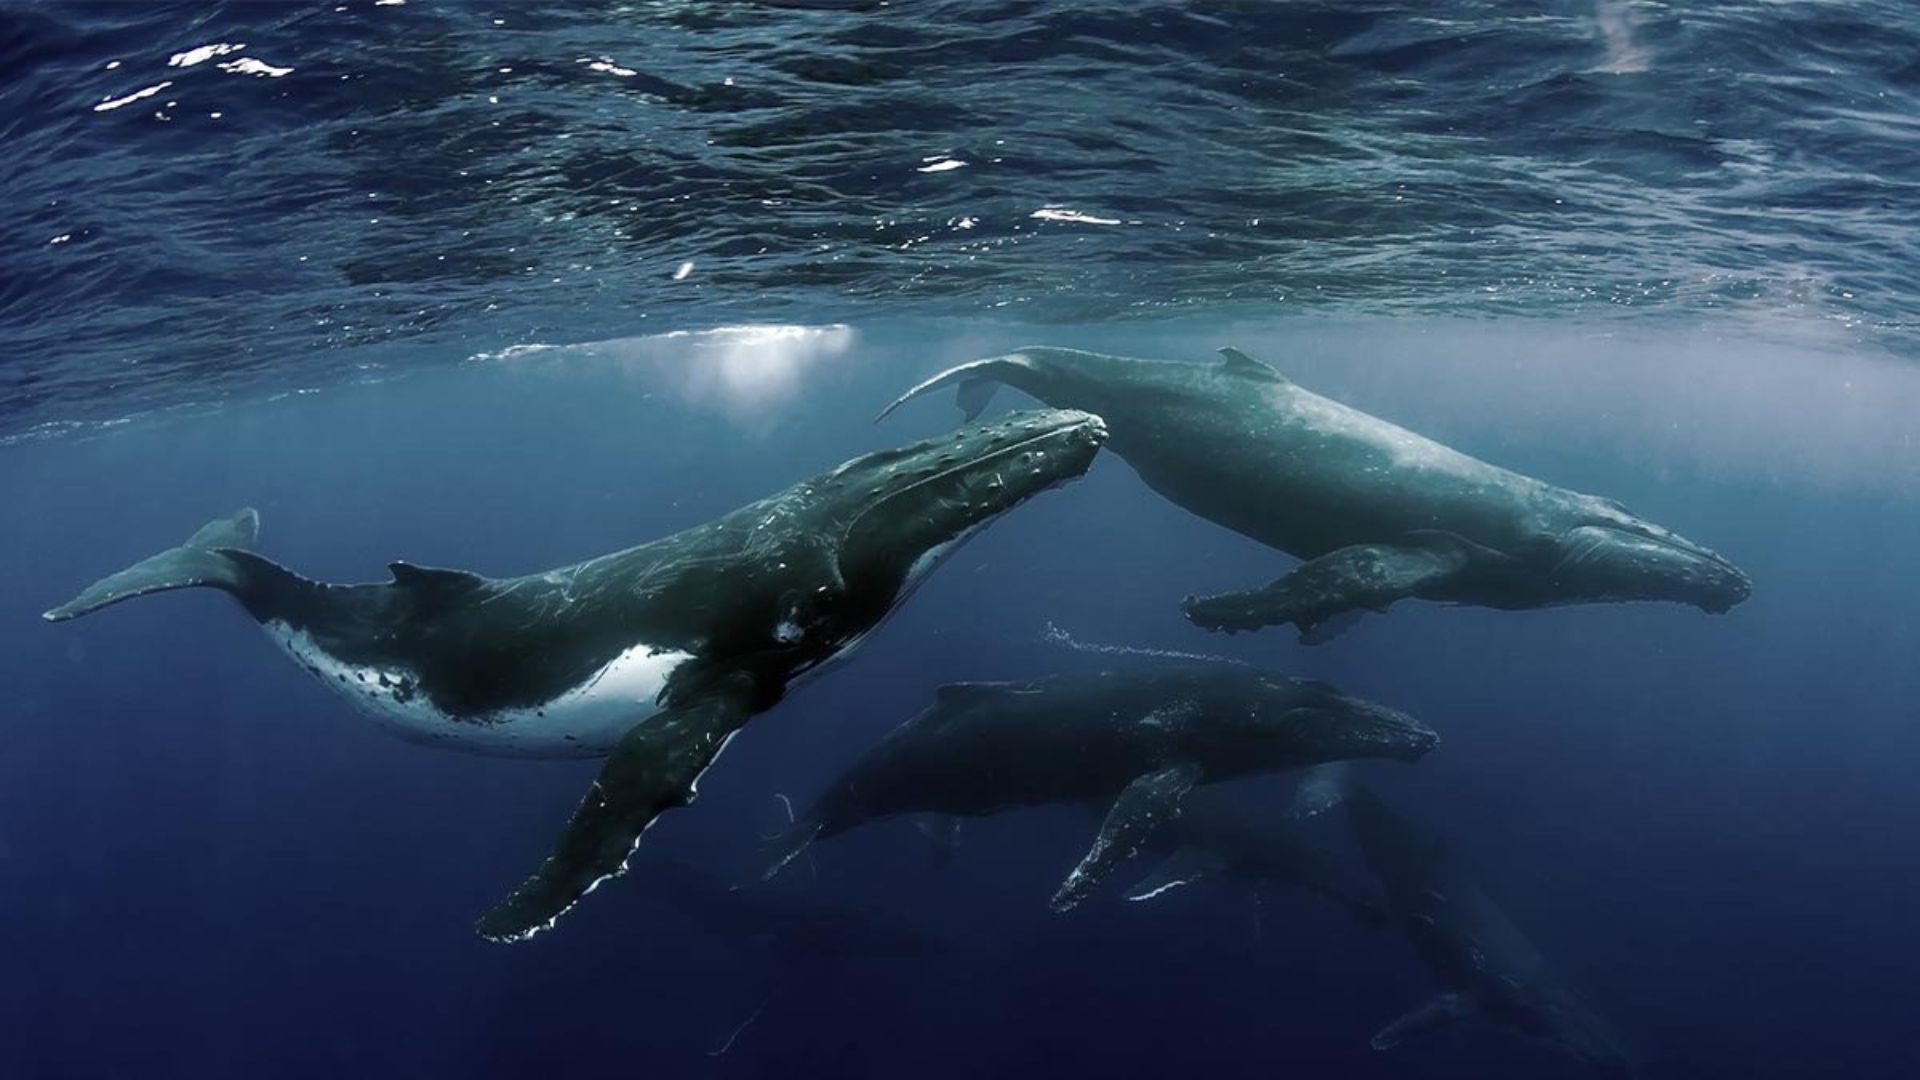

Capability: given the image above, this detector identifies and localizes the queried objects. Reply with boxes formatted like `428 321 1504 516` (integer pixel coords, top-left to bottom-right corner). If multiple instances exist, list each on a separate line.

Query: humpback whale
44 409 1108 942
1123 783 1388 925
881 346 1751 641
1348 787 1638 1073
758 663 1438 910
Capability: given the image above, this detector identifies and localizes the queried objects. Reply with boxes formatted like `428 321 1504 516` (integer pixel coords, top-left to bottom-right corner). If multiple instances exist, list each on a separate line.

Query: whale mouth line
1551 523 1750 611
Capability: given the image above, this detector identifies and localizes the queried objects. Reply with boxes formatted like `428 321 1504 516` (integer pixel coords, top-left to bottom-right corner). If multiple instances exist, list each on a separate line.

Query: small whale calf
44 409 1108 941
883 345 1751 641
757 663 1438 910
1348 786 1638 1073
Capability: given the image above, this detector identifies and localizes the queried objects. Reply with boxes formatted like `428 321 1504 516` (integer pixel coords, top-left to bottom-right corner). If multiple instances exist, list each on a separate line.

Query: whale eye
810 583 847 614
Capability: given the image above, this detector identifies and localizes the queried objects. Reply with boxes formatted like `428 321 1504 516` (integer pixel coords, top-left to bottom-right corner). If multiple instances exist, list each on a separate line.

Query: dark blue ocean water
6 4 1920 1080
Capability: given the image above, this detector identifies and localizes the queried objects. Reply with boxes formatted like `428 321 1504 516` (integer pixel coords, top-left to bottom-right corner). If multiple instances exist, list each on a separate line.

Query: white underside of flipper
265 621 691 759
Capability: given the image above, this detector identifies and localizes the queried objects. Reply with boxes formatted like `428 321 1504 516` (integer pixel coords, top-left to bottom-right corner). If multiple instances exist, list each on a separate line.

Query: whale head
832 408 1108 604
1551 498 1752 614
1234 674 1440 768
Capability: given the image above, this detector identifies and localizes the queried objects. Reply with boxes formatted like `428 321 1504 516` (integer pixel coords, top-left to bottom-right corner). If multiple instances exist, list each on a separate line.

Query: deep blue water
6 4 1920 1080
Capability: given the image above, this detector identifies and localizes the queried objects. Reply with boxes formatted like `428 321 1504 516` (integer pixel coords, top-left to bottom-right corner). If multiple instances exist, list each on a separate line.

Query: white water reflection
169 43 246 68
1031 206 1123 225
478 324 857 422
1591 0 1650 75
218 57 294 78
92 81 172 113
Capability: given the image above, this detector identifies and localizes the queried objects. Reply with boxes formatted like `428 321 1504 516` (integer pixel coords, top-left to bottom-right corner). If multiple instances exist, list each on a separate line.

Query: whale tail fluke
1286 762 1354 821
43 509 263 622
876 355 1039 423
753 811 827 884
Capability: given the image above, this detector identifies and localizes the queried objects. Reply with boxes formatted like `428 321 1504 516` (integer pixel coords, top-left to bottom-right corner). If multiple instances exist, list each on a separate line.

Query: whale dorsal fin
1217 347 1287 383
387 562 488 606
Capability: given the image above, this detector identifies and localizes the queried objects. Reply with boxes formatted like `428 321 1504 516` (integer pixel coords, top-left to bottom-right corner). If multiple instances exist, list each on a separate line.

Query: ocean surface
5 3 1920 1079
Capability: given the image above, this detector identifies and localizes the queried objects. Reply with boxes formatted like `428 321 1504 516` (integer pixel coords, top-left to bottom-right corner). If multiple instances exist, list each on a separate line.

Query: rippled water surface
5 0 1919 437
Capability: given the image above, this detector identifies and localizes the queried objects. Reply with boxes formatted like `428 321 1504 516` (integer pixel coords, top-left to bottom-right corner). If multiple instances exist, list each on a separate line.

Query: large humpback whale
758 663 1438 910
44 409 1108 942
1348 787 1638 1073
881 346 1751 641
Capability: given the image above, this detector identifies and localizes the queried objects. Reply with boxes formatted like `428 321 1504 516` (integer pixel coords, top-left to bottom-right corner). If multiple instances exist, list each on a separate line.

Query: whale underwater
881 345 1752 642
43 409 1109 942
1348 786 1639 1073
757 662 1439 911
1121 781 1390 926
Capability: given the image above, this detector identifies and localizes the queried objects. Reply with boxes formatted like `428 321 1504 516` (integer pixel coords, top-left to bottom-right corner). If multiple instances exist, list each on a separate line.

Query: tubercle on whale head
833 408 1108 600
1250 677 1440 766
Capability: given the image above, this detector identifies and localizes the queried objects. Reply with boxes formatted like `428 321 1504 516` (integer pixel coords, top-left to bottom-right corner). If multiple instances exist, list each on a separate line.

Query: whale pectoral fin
476 678 756 943
1125 844 1225 902
1050 762 1203 913
1370 993 1477 1051
1182 540 1471 640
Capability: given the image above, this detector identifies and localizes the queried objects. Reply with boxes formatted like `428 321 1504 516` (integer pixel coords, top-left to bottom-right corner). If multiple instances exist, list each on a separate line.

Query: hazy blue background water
6 3 1920 1079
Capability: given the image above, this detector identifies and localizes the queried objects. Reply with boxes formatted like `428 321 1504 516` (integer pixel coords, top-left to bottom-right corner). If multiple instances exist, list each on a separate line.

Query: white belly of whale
265 621 692 759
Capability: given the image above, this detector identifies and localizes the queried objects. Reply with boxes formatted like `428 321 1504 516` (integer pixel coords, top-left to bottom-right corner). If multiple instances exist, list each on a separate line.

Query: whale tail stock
43 508 277 622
